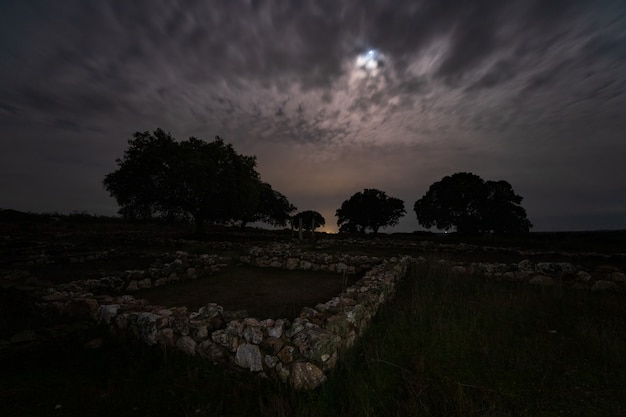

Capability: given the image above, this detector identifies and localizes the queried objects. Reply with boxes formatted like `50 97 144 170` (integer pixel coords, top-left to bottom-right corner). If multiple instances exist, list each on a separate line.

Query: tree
238 182 297 228
413 172 532 235
291 210 326 231
336 188 406 234
103 129 294 233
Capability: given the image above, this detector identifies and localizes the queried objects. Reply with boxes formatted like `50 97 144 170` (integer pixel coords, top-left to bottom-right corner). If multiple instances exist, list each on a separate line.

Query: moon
355 49 386 75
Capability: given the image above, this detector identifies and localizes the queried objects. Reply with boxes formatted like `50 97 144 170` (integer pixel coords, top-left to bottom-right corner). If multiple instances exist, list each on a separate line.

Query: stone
136 312 160 345
262 337 284 355
190 321 209 341
235 343 263 371
197 340 228 363
286 318 306 337
575 271 592 282
325 314 351 338
264 355 280 369
212 330 240 353
276 362 290 383
517 259 535 275
299 260 312 270
99 304 120 324
63 298 100 319
137 278 152 289
170 312 190 336
195 303 223 319
243 326 264 344
290 362 326 390
292 326 340 370
611 272 626 283
126 280 139 291
286 258 299 270
536 262 576 277
176 336 197 355
267 319 287 338
591 280 618 292
277 345 296 364
226 320 245 337
156 328 176 346
528 275 554 286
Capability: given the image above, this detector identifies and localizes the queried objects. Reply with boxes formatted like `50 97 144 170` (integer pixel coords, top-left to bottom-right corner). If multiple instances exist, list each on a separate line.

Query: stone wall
6 247 413 390
434 258 626 291
239 242 381 274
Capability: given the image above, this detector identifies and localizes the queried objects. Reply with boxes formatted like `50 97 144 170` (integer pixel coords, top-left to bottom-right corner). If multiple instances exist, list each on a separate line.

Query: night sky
1 0 625 233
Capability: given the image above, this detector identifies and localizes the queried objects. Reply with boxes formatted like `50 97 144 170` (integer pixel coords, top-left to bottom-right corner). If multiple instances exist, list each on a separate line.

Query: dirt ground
135 265 359 320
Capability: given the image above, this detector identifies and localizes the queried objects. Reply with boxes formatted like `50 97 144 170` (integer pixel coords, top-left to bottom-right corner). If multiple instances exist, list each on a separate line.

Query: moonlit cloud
1 0 625 232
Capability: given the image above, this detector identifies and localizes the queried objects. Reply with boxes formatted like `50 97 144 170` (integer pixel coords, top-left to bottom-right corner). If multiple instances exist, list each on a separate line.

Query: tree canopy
103 129 295 232
291 210 326 231
336 188 406 234
413 172 533 235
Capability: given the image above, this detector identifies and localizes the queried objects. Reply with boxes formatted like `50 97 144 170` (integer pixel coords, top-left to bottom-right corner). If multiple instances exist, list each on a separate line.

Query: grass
1 260 625 416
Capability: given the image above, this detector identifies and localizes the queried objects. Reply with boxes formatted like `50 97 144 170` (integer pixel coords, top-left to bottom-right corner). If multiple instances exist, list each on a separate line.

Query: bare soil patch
134 265 359 320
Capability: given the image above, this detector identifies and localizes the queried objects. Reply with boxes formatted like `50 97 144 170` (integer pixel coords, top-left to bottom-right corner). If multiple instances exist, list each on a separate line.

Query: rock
536 262 576 277
189 321 209 341
243 326 264 344
212 330 240 352
63 298 100 319
170 312 190 336
290 362 326 390
517 259 535 275
99 304 120 324
277 345 296 364
575 271 592 282
156 328 176 346
611 272 626 283
137 278 152 289
136 312 159 345
197 340 228 363
300 260 312 270
235 343 263 371
276 362 290 383
286 258 299 270
264 355 279 369
267 319 287 338
176 336 197 355
325 314 351 338
262 337 284 355
528 275 554 286
195 303 223 320
591 280 618 292
292 327 339 370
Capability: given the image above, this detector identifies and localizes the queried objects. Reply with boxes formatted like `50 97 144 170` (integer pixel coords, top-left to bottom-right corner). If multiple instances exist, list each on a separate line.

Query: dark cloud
0 0 625 231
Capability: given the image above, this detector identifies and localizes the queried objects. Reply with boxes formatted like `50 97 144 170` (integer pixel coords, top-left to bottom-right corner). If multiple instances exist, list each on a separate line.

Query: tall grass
2 261 625 416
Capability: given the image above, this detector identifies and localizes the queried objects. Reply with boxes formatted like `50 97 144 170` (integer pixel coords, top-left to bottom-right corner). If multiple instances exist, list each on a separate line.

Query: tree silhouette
103 129 294 233
336 188 406 234
291 210 326 231
413 172 532 235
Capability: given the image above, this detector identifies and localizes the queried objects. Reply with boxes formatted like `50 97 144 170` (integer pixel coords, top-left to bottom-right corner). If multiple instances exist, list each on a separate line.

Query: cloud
0 0 625 231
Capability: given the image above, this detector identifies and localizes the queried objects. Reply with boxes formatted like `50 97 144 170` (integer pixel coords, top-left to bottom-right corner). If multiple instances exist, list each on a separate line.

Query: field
1 220 625 416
